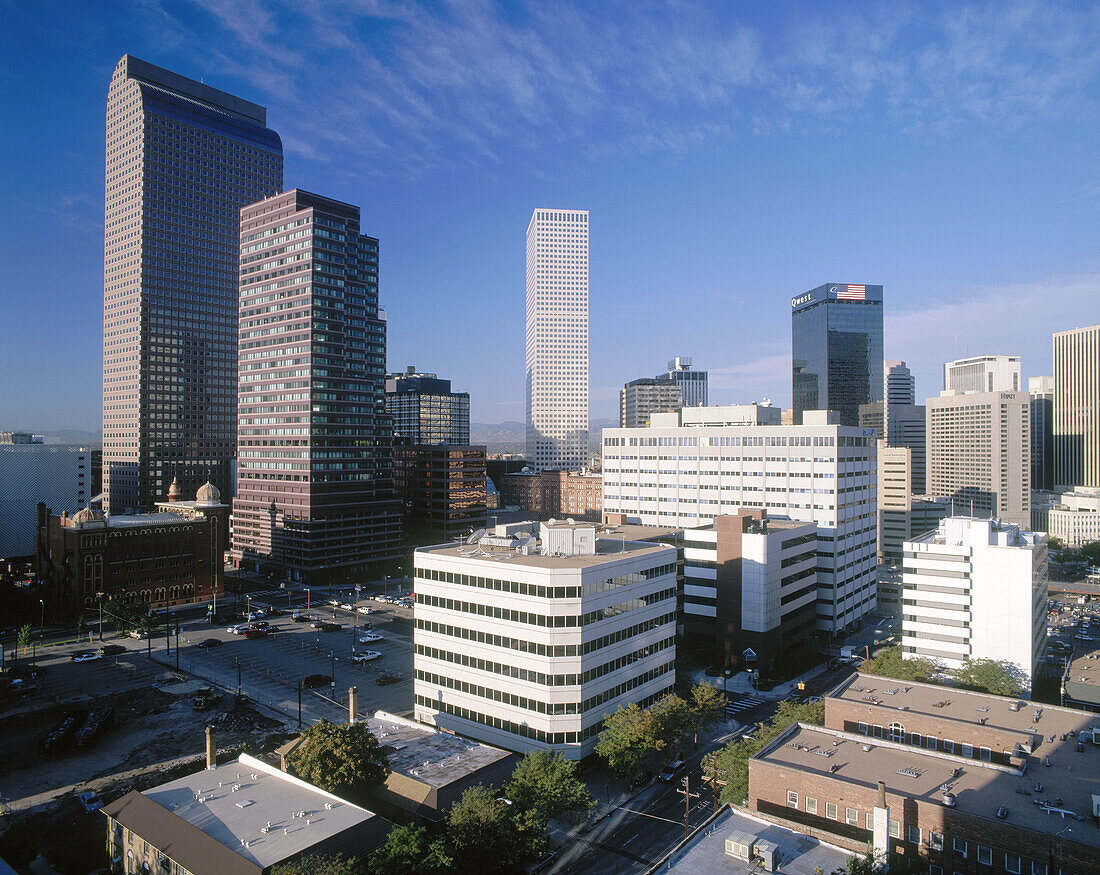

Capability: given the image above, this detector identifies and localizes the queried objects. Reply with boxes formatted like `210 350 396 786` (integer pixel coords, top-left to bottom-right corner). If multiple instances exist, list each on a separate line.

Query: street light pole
97 592 105 642
39 599 44 629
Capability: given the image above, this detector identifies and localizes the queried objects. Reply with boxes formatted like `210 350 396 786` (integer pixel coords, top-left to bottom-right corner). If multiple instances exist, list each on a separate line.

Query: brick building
747 673 1100 874
500 469 602 521
36 480 227 617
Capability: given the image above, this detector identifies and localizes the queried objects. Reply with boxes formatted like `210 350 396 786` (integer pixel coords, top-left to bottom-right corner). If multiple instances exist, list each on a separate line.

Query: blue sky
2 0 1100 433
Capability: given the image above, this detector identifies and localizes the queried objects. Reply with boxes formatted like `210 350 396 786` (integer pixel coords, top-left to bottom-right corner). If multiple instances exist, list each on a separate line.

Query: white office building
650 403 781 429
525 209 589 472
413 520 676 759
658 357 707 407
901 517 1047 695
0 444 93 556
1045 487 1100 547
601 410 877 634
943 355 1021 395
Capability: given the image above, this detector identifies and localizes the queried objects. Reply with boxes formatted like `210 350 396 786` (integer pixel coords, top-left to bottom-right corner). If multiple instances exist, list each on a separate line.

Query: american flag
836 284 866 300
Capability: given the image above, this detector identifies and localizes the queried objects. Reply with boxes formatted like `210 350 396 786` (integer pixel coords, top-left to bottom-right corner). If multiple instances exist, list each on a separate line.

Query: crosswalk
724 693 766 719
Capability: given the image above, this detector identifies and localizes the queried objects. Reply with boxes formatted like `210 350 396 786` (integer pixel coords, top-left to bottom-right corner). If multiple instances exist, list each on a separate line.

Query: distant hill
471 419 618 454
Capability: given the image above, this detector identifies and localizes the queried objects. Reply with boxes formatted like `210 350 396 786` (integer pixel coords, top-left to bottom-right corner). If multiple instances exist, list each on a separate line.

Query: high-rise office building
886 404 926 493
1029 375 1055 492
943 354 1020 394
229 190 400 584
602 411 877 634
926 389 1030 529
1 443 93 557
1053 325 1100 488
385 367 470 445
102 55 283 514
619 377 681 428
657 357 707 407
883 360 915 410
791 283 883 426
525 209 589 472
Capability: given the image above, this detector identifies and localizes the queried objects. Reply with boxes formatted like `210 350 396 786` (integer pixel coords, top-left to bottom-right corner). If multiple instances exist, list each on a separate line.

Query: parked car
197 637 222 648
99 644 126 656
243 627 269 639
352 650 382 663
129 629 149 639
358 633 383 644
70 651 101 663
529 849 558 873
340 603 355 612
357 606 374 615
303 674 331 689
327 599 340 606
657 759 685 783
376 674 402 686
227 624 247 635
192 688 219 711
78 791 103 813
311 621 340 632
244 610 266 621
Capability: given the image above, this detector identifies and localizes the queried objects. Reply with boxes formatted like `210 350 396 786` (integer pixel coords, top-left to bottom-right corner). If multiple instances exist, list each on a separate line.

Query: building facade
525 209 589 472
102 55 283 514
36 481 227 619
682 510 818 678
1046 487 1100 547
926 390 1031 529
0 443 93 557
657 357 707 407
1053 324 1100 489
413 521 676 759
229 190 401 585
385 367 470 445
650 404 782 428
499 469 603 521
601 411 877 635
886 403 927 494
394 445 488 543
619 377 681 428
1029 375 1055 493
943 354 1021 394
902 517 1047 693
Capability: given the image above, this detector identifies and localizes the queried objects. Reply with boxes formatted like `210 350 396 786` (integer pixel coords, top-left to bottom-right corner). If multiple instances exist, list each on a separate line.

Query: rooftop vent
942 793 956 807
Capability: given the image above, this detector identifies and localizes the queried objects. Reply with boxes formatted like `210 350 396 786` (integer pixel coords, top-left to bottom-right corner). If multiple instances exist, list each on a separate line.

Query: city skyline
5 2 1100 432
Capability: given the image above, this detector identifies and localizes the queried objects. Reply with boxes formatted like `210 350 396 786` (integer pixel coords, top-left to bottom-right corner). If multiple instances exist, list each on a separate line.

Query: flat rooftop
757 723 1100 843
834 673 1097 741
597 523 683 541
139 754 378 869
416 537 674 570
658 807 852 874
1063 649 1100 707
369 711 512 789
107 512 194 528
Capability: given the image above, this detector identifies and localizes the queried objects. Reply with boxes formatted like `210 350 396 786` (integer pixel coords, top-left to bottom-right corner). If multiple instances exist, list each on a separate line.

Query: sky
2 0 1100 434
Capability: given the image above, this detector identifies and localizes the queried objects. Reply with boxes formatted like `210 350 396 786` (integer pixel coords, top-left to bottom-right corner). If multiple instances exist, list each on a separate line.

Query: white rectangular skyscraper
526 209 589 471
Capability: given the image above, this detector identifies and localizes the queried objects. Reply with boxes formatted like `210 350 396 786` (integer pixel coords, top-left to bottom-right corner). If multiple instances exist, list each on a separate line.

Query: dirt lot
0 683 293 874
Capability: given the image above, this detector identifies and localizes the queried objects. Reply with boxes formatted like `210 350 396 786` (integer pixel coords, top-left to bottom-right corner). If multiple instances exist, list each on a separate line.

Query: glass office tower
791 283 883 426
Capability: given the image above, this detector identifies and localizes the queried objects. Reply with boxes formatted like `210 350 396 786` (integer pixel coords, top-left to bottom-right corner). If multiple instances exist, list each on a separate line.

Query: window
806 797 818 815
889 722 905 743
1005 854 1021 874
787 790 798 808
858 721 869 735
977 845 992 865
873 724 883 738
930 831 944 851
865 813 874 830
952 837 967 858
826 802 838 820
960 742 973 758
979 746 992 762
908 825 922 844
845 808 858 825
911 731 923 747
926 736 937 750
889 820 901 838
943 739 954 754
1032 864 1048 875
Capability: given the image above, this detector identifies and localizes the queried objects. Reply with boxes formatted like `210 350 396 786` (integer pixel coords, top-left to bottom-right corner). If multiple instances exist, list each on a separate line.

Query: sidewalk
686 663 830 700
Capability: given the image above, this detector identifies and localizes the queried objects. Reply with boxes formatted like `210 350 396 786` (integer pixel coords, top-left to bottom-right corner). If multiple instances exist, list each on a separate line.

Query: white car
244 610 266 621
340 603 355 611
227 624 247 635
328 599 340 606
357 606 374 615
358 633 383 644
352 650 382 662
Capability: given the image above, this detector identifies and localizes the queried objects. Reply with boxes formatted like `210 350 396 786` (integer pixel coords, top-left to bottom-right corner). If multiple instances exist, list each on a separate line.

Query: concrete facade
619 377 681 429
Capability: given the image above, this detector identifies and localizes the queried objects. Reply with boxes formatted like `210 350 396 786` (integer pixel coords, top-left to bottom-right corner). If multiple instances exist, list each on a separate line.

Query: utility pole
297 681 302 728
684 774 690 839
175 619 180 671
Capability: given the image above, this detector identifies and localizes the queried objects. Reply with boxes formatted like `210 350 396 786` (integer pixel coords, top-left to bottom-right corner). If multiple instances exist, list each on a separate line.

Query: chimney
206 726 216 769
877 780 886 809
348 686 359 724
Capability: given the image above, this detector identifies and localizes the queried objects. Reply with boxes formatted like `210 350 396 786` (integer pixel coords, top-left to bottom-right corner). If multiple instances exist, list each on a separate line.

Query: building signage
791 292 814 308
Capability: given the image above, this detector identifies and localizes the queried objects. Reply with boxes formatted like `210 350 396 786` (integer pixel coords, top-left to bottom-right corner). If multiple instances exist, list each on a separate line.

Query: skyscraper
385 367 470 445
1029 375 1055 492
102 55 283 514
619 377 681 428
943 354 1020 394
791 283 883 426
657 356 707 407
526 209 589 471
229 190 400 584
1053 325 1100 488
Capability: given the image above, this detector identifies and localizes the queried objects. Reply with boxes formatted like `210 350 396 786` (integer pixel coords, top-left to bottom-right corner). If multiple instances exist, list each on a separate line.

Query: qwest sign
791 292 814 308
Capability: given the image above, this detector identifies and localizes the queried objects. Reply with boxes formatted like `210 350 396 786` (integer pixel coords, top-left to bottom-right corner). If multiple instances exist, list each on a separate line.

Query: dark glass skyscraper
791 283 884 426
102 55 283 513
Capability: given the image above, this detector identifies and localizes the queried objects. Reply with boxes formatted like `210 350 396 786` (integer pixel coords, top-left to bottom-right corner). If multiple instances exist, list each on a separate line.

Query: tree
715 698 825 805
595 702 663 783
859 646 939 683
101 599 151 633
17 623 32 657
365 824 451 875
504 750 595 826
443 785 536 874
272 854 360 875
690 681 727 743
649 693 695 754
286 719 389 806
951 657 1026 697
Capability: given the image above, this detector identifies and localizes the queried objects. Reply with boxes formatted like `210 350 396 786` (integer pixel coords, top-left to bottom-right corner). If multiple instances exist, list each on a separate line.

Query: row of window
416 562 675 600
414 589 674 627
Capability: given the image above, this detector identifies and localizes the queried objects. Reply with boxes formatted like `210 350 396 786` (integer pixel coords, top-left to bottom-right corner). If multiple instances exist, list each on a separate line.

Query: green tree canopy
286 719 389 806
443 785 537 874
859 646 939 683
364 824 451 875
952 657 1026 697
594 701 664 783
272 854 360 875
504 750 595 826
690 681 728 738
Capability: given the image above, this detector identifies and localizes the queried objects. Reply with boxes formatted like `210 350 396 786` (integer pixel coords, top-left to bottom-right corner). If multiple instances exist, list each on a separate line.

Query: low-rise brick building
500 469 602 521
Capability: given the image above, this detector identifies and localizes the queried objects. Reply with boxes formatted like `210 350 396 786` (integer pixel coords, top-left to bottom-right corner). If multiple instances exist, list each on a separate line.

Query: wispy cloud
141 1 1099 177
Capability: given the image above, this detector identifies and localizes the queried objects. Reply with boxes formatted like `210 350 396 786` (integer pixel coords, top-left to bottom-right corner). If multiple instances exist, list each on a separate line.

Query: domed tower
167 477 182 503
195 481 222 506
71 506 106 528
